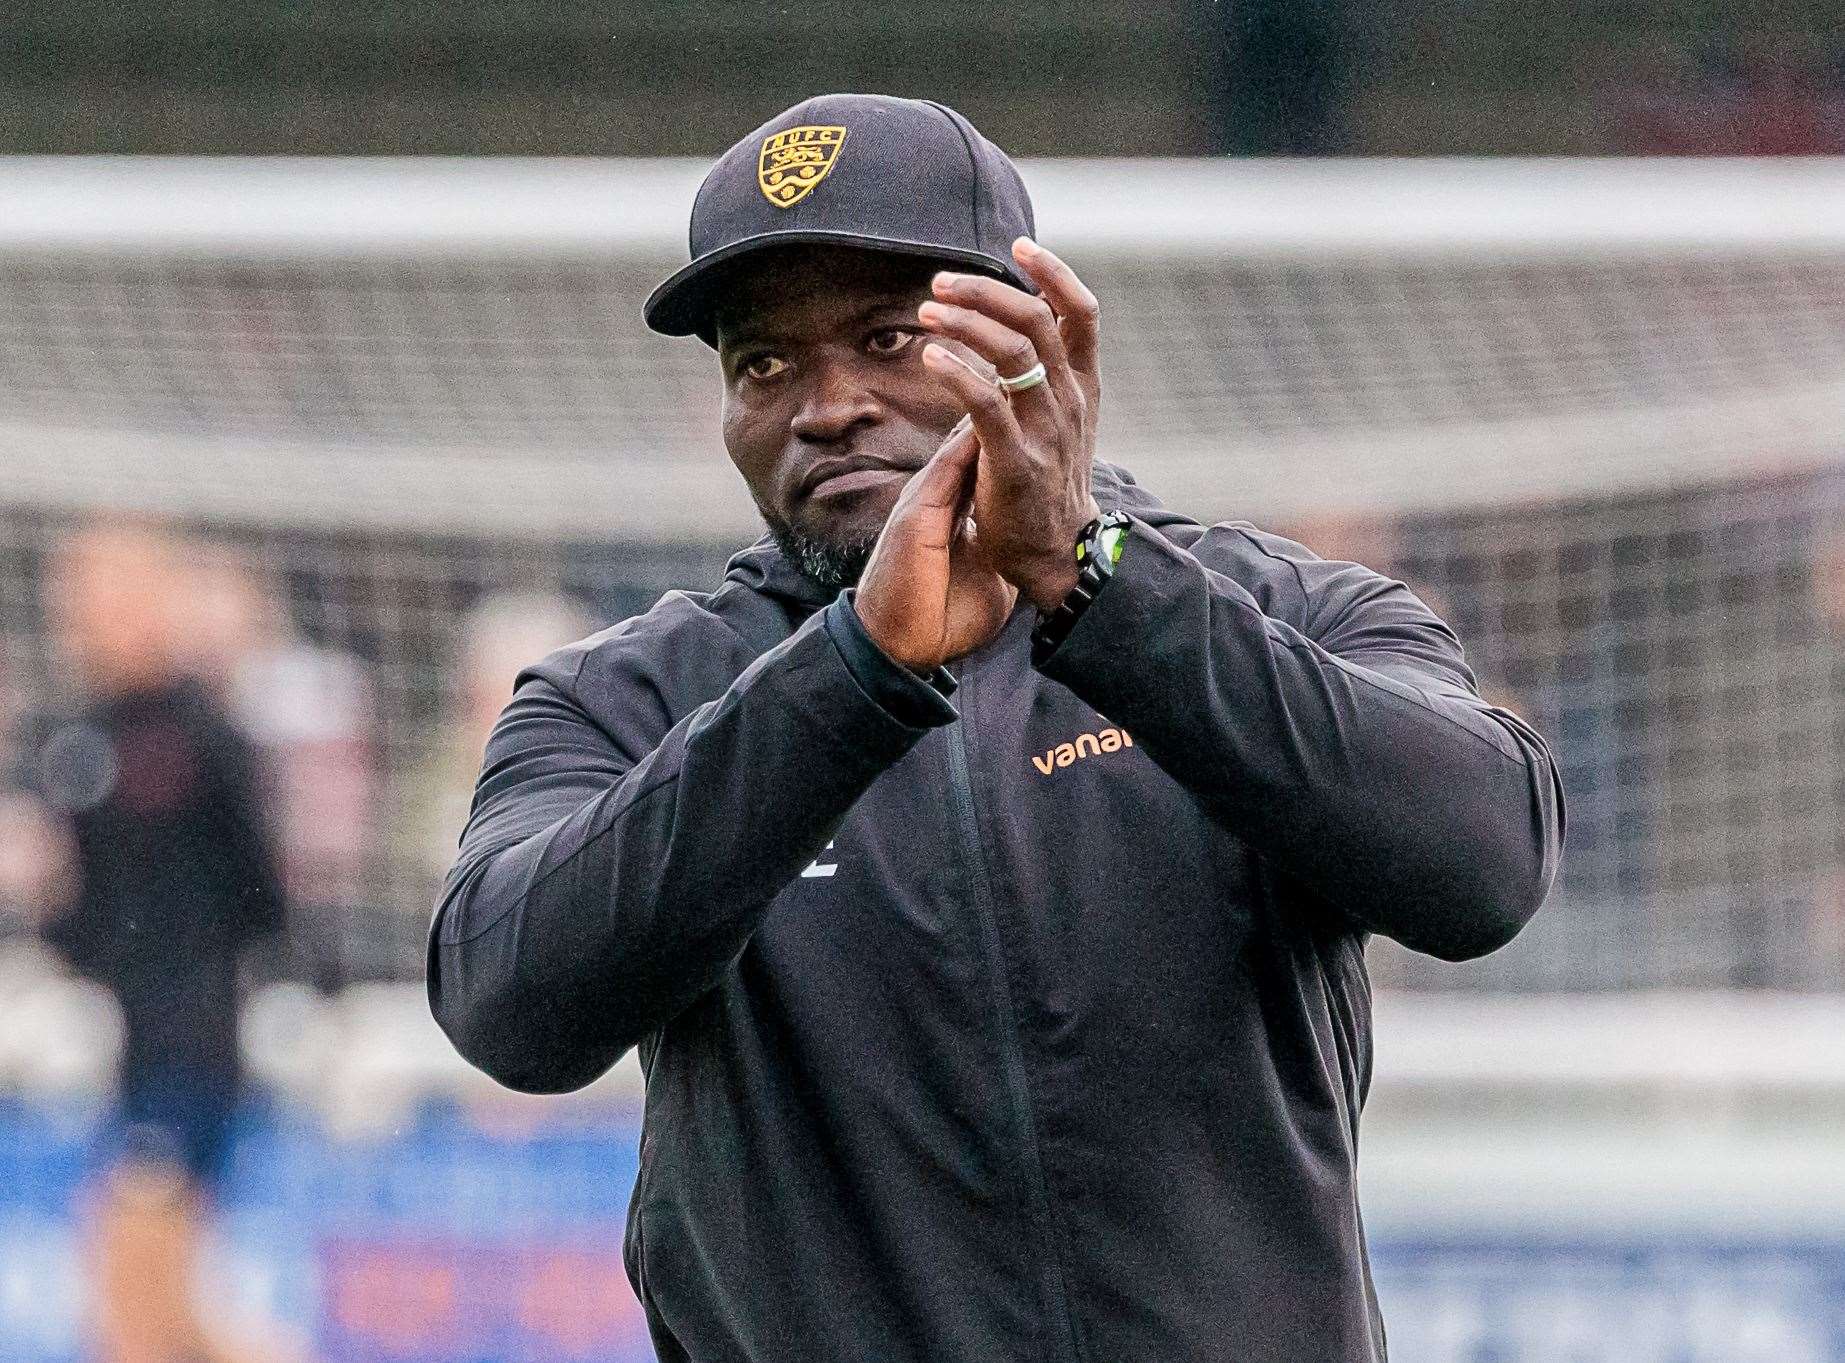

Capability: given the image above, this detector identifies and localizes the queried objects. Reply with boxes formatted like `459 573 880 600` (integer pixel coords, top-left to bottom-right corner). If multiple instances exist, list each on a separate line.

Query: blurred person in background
402 589 597 898
181 543 375 990
17 520 307 1363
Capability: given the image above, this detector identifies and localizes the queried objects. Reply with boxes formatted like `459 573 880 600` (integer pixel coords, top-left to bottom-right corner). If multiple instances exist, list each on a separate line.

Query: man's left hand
918 238 1103 614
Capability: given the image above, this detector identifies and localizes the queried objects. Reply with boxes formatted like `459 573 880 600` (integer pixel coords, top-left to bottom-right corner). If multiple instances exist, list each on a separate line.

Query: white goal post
1 156 1842 538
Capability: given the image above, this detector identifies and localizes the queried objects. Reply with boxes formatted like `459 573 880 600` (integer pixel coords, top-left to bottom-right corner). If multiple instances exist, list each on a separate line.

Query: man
428 94 1565 1362
23 521 299 1363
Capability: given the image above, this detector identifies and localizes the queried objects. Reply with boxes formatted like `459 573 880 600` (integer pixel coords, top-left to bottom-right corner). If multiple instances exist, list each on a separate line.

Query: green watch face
1076 514 1129 566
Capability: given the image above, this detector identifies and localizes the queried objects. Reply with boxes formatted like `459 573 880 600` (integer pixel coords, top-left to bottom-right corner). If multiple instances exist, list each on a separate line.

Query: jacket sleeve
1036 517 1566 961
427 595 957 1094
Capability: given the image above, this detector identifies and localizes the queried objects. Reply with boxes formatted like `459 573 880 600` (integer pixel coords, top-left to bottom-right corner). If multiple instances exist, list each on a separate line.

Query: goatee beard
767 520 879 596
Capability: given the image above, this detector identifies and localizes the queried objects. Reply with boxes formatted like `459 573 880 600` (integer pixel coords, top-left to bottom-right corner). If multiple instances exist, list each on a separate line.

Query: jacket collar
720 460 1193 610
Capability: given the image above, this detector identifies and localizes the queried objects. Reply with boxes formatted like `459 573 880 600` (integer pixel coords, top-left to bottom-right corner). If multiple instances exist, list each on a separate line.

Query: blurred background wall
2 4 1844 1362
1 0 1842 156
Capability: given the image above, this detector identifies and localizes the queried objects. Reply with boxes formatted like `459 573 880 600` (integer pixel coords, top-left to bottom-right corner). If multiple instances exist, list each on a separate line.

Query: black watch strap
1030 510 1132 667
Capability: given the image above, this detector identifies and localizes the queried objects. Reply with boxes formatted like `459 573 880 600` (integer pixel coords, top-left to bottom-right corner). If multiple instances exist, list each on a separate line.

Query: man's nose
789 359 880 444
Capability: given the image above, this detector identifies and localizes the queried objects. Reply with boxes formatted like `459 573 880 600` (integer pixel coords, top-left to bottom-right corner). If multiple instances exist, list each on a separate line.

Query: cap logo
758 126 848 208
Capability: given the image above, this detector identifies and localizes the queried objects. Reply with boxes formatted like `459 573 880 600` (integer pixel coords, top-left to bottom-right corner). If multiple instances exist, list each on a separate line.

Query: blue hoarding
3 1099 1842 1363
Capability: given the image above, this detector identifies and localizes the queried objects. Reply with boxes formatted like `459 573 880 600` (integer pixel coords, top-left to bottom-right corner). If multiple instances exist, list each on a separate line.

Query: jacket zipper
943 662 1083 1363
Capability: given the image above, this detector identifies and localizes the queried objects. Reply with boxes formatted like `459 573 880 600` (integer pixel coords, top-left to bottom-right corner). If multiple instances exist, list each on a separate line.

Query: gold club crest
759 126 848 208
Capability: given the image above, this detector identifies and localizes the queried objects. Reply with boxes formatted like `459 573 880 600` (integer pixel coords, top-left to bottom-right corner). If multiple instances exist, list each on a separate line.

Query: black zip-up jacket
429 461 1565 1363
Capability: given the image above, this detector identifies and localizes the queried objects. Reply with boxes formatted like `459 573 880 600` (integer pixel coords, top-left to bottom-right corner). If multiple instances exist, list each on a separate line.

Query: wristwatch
1030 509 1133 667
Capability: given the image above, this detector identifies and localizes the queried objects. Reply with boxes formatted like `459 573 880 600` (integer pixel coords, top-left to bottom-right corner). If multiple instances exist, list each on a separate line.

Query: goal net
1 156 1841 990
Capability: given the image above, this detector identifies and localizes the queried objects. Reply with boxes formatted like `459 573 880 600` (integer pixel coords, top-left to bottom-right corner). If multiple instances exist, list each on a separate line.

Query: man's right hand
855 418 1019 672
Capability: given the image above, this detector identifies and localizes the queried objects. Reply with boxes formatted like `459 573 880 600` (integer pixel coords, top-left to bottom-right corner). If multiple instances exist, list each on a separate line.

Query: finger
931 270 1072 395
1010 238 1100 383
915 303 1044 397
921 343 1030 481
898 416 979 517
882 430 977 558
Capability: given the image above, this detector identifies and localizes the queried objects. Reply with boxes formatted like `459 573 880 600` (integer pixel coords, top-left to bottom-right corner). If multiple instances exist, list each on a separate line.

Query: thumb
885 420 979 550
904 416 978 513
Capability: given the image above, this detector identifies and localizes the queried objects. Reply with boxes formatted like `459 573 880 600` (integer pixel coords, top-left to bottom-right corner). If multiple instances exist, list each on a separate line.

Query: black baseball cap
644 93 1037 346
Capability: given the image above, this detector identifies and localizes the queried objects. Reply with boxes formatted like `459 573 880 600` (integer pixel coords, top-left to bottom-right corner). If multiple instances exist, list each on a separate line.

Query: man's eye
744 354 788 381
867 328 916 356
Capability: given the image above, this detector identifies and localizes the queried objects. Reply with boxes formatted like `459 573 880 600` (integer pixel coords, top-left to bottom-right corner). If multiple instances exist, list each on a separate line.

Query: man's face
715 245 973 590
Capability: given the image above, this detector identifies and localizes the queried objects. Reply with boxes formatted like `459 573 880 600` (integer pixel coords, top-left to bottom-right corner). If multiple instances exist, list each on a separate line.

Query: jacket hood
720 459 1196 609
